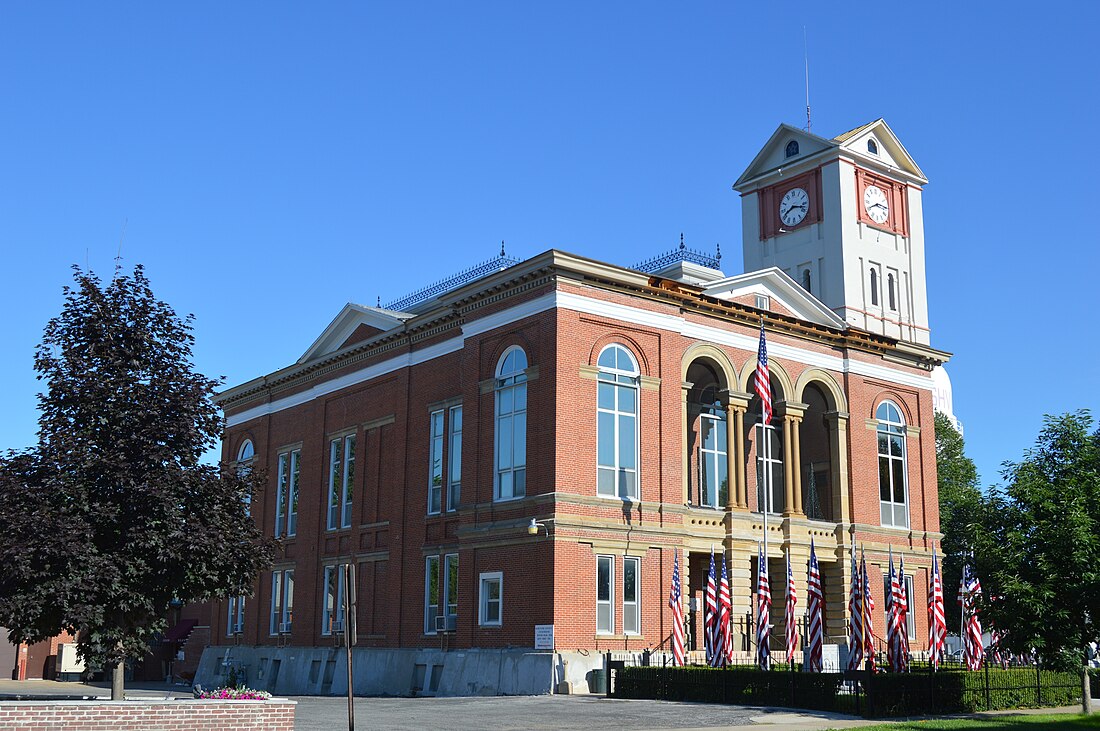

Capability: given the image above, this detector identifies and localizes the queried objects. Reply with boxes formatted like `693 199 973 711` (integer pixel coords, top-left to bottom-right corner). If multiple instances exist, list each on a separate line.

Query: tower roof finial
715 242 722 262
679 232 685 250
501 240 506 257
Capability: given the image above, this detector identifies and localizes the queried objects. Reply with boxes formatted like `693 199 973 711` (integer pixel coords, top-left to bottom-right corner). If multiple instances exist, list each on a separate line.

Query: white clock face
863 185 890 224
779 187 809 227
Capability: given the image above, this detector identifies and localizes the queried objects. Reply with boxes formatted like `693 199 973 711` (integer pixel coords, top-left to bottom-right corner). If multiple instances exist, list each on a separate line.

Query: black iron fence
613 662 1092 718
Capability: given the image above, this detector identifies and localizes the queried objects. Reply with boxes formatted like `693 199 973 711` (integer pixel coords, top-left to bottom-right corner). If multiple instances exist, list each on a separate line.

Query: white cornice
226 287 935 428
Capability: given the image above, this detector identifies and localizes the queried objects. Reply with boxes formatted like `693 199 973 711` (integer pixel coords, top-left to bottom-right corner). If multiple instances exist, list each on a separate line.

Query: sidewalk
0 678 193 700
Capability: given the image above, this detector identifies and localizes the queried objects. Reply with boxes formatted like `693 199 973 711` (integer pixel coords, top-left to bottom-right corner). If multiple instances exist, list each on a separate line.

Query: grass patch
846 712 1100 730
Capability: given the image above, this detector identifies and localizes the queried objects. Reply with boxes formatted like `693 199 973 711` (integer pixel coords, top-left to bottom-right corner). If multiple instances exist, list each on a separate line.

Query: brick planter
0 698 296 730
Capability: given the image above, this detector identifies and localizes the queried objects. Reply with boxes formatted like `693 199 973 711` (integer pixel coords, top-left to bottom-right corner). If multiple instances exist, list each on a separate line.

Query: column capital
776 400 808 420
720 388 751 411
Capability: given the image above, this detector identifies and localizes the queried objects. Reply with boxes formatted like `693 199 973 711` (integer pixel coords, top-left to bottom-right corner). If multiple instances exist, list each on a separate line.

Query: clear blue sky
2 2 1097 488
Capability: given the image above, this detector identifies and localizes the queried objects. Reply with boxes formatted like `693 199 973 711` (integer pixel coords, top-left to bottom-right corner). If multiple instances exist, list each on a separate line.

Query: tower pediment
733 124 837 190
832 119 926 184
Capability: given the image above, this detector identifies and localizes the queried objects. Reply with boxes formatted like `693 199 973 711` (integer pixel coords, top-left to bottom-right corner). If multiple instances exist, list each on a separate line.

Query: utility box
56 643 85 681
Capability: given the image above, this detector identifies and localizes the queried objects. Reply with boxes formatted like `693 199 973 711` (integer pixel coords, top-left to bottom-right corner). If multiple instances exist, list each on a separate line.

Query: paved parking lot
288 694 871 731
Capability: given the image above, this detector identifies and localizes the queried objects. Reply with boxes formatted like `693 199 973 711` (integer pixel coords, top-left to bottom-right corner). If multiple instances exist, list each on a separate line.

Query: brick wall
210 257 943 666
0 700 295 731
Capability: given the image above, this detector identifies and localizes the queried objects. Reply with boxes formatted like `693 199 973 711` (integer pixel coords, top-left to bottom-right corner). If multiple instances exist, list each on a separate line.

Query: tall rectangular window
596 555 614 634
276 448 300 538
444 553 458 630
269 569 295 635
322 565 346 635
448 406 462 511
905 575 915 639
227 595 245 637
479 572 503 627
623 556 640 635
424 556 440 634
429 410 444 514
756 424 784 514
328 434 355 530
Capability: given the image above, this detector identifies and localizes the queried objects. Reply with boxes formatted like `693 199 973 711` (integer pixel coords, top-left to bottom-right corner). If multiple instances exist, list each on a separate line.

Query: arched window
597 344 639 500
888 273 896 311
236 439 255 515
876 401 908 528
802 269 812 293
870 269 879 306
495 346 528 501
867 138 879 155
687 362 727 509
785 140 799 158
236 439 254 473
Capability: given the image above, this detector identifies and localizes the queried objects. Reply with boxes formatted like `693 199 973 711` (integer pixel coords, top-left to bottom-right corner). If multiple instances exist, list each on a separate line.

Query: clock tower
733 119 931 345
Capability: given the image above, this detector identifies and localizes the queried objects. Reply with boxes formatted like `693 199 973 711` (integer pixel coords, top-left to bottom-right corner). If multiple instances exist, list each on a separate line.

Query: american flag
960 564 984 670
887 553 904 672
805 539 824 672
755 321 772 427
846 545 864 671
862 551 877 673
897 554 910 667
718 555 733 666
756 544 772 670
784 551 798 665
705 551 718 665
928 547 946 669
669 551 685 666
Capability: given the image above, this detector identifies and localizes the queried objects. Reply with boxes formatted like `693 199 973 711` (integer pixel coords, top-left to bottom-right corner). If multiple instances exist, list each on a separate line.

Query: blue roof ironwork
632 236 721 274
384 252 521 312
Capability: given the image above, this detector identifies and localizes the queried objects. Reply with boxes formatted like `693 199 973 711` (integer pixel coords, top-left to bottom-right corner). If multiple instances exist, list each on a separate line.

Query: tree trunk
112 660 125 700
1084 665 1093 715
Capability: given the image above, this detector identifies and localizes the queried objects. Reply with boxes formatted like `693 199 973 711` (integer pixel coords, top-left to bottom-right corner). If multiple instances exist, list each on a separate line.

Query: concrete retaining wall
196 645 589 697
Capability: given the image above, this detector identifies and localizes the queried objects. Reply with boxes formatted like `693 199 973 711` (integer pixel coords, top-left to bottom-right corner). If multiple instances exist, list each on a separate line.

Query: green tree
0 266 272 698
934 411 983 631
972 411 1099 672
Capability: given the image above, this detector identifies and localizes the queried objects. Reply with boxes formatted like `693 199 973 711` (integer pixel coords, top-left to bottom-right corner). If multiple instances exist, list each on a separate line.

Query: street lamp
527 518 550 536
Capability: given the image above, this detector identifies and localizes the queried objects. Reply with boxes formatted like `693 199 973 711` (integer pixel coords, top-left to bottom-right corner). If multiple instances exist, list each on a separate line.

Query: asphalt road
288 694 846 731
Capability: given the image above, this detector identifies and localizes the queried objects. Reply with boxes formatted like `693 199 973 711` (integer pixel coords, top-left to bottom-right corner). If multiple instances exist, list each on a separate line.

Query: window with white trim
479 571 502 626
596 555 614 634
888 273 897 311
328 434 355 530
270 569 294 635
444 553 458 629
597 344 639 500
905 575 915 639
429 411 445 514
495 347 527 501
275 448 300 538
236 439 254 514
870 268 879 307
448 406 462 511
877 401 909 528
322 565 346 635
425 556 440 634
623 556 640 635
227 595 245 637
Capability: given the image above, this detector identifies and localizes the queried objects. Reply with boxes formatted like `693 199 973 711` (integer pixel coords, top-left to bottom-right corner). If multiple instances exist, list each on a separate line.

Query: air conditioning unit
232 623 244 635
279 622 292 634
434 615 448 633
330 620 344 633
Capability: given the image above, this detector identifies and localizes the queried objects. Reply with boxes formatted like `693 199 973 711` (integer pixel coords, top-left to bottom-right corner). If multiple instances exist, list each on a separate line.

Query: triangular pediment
833 118 926 183
701 267 848 330
733 124 838 190
297 303 412 364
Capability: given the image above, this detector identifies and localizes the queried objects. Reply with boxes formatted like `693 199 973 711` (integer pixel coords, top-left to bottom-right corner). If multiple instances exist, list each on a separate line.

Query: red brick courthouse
195 119 950 695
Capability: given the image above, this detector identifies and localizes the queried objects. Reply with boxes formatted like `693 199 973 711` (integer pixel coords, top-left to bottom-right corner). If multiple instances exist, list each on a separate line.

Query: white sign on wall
534 624 554 650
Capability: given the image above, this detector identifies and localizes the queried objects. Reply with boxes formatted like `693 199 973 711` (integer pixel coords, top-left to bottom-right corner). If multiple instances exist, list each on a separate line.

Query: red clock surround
758 168 823 240
855 166 910 236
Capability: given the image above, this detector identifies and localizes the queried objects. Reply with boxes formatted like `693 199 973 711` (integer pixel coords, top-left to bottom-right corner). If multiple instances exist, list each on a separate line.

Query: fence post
1036 662 1042 707
990 659 998 707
